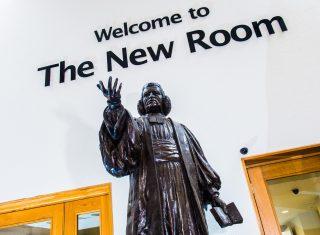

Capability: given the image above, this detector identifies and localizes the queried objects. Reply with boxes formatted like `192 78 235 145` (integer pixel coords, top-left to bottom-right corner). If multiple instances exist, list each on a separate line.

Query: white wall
1 0 320 234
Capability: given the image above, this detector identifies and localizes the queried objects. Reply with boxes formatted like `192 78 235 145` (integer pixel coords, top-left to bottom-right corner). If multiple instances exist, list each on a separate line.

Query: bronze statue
97 77 242 235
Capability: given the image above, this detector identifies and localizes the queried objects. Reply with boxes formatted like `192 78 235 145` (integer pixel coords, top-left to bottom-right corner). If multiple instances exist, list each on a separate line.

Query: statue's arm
98 77 141 177
99 106 141 177
102 105 127 141
183 125 227 211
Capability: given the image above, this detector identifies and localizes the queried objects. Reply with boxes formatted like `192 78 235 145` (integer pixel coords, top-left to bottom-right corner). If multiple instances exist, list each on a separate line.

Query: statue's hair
137 82 171 116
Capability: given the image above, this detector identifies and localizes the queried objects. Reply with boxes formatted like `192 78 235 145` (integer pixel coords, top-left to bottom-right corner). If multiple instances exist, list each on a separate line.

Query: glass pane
77 212 100 235
0 220 51 235
267 172 320 235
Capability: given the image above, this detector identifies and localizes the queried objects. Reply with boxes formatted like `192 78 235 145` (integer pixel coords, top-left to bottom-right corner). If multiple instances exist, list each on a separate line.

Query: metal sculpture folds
97 77 243 235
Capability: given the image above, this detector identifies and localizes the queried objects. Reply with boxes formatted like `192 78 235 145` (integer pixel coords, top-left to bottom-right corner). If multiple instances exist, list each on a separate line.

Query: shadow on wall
54 105 105 185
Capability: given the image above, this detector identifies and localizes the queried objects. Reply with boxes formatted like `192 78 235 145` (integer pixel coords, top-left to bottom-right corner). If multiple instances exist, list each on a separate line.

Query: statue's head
137 82 171 116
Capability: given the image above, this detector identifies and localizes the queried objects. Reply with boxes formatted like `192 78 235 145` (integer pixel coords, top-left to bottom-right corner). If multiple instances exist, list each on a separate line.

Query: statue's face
142 85 163 114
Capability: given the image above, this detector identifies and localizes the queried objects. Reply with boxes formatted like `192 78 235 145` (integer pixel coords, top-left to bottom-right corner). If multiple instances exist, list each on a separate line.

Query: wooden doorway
242 144 320 235
0 183 113 235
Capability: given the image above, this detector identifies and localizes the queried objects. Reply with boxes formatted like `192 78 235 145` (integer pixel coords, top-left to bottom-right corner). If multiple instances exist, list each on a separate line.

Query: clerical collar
147 113 165 124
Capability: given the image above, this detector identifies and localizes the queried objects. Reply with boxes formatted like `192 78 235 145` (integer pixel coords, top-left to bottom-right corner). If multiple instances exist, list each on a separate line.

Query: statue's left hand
212 196 228 214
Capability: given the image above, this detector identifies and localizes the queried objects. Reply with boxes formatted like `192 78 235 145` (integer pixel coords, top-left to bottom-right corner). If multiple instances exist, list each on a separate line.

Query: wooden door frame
242 143 320 235
0 204 64 234
65 195 111 235
0 183 113 235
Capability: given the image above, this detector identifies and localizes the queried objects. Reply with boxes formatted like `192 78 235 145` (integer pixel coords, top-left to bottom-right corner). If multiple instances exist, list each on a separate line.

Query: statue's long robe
99 106 221 235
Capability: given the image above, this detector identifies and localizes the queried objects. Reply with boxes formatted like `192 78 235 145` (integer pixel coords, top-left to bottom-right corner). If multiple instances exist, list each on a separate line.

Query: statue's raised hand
97 76 122 109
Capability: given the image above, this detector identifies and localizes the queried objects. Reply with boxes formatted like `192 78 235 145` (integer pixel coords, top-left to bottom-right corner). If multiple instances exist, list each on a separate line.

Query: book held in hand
210 202 243 228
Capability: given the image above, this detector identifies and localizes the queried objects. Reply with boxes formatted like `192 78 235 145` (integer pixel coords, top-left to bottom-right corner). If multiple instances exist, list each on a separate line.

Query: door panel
65 195 112 235
0 204 63 235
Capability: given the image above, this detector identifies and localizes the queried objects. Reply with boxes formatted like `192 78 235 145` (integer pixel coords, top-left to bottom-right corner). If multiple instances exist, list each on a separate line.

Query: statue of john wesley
97 77 240 235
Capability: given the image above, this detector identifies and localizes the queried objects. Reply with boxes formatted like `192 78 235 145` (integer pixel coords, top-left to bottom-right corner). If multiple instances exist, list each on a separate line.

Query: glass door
267 172 320 235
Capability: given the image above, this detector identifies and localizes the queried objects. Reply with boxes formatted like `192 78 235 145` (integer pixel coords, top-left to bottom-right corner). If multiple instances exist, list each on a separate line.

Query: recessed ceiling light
281 210 289 214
